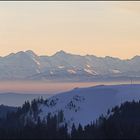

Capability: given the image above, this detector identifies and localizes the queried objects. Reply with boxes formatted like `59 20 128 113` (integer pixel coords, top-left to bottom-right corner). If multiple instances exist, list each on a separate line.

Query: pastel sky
0 1 140 59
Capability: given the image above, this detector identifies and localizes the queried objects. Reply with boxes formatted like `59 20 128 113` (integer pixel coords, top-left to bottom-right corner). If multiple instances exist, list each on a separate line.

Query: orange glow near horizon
0 81 138 94
0 1 140 59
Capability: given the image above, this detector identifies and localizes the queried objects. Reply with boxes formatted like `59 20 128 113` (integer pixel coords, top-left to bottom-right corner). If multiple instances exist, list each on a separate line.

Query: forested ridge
0 99 140 139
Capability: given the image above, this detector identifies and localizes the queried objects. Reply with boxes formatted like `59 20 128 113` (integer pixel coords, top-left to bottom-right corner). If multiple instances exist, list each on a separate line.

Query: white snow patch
111 69 121 74
84 68 96 75
32 57 40 66
58 66 65 69
50 71 54 75
36 69 40 73
86 65 91 68
67 69 76 74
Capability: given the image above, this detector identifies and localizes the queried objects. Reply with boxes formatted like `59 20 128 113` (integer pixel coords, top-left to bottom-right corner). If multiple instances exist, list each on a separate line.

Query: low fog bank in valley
0 80 139 106
0 80 138 94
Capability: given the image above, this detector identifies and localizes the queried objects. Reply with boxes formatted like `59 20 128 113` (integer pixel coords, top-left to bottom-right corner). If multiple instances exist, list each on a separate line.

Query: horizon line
1 49 140 61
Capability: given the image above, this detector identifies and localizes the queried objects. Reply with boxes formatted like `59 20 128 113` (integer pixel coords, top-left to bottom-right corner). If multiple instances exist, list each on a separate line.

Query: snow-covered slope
29 84 140 130
1 50 140 81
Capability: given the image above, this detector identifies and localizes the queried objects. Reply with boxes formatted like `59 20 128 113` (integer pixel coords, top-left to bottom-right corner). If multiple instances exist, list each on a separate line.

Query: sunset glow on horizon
0 1 140 59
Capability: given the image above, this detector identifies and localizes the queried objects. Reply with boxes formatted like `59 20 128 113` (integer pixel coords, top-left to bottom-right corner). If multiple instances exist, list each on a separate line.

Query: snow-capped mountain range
25 84 140 130
0 50 140 81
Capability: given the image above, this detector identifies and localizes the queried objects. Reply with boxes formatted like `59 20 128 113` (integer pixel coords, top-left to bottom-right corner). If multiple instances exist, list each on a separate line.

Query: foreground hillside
1 94 140 139
24 84 140 129
71 101 140 139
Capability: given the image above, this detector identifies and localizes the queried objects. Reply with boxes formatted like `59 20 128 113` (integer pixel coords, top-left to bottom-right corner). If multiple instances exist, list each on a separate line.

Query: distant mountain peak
132 55 140 60
52 50 82 57
53 50 69 56
15 51 27 57
105 56 120 60
58 50 66 53
10 50 37 57
6 53 15 58
57 50 67 54
25 50 37 56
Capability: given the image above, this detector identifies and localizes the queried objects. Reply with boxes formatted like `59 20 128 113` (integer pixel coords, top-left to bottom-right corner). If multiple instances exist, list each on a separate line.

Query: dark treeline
0 99 140 139
71 100 140 139
0 98 70 139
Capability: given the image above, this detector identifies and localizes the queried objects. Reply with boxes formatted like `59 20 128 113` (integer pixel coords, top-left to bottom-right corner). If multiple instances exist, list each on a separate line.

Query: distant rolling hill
0 92 53 106
0 105 17 119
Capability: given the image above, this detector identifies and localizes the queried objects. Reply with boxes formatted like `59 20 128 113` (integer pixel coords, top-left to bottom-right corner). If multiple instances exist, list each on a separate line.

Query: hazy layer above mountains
0 50 140 81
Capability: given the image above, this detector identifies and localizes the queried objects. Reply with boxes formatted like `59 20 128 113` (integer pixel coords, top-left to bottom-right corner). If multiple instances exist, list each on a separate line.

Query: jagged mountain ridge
0 50 140 80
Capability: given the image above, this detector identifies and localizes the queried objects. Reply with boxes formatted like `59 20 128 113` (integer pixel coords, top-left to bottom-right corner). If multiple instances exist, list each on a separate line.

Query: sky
0 1 140 59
